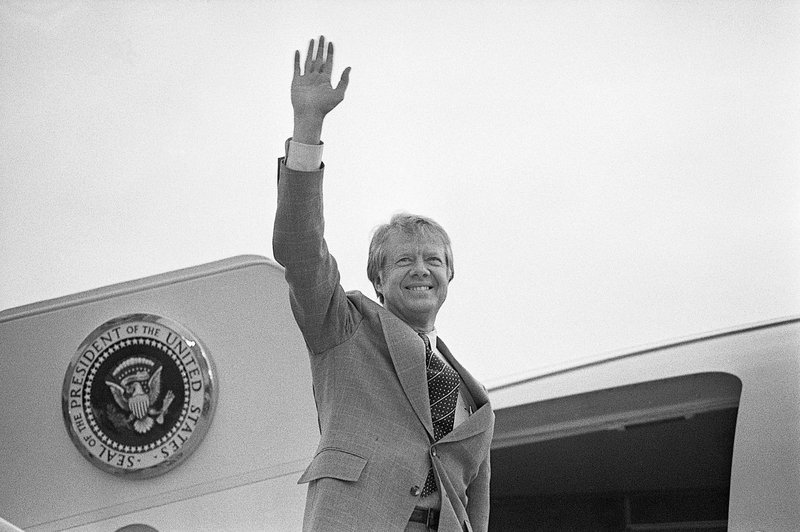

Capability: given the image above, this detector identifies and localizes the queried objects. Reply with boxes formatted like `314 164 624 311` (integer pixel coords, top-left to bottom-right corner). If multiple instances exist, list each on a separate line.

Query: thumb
334 66 351 97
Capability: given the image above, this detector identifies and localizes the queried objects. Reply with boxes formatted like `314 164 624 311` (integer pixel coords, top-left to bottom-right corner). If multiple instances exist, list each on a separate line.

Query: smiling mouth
407 286 432 291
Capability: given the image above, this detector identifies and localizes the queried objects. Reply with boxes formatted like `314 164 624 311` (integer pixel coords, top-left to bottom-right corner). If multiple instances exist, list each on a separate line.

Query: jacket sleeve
466 447 491 531
272 158 360 354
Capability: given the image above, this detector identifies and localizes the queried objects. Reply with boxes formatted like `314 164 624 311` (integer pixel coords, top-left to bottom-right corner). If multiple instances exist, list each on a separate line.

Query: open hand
292 36 351 122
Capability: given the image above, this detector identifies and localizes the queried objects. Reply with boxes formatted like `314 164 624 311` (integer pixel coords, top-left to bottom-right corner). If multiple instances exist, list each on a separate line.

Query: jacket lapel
379 311 434 439
379 313 493 444
436 337 494 444
437 337 490 409
439 402 494 443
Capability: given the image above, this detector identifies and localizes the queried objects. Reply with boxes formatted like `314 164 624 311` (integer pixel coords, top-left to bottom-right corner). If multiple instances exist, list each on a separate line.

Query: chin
406 302 439 318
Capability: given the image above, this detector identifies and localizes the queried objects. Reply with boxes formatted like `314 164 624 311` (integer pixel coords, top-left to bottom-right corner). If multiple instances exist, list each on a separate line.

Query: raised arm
273 37 356 354
291 35 351 145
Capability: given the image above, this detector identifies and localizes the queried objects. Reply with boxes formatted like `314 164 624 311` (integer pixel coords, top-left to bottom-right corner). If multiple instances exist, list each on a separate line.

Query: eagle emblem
105 356 175 434
64 314 217 477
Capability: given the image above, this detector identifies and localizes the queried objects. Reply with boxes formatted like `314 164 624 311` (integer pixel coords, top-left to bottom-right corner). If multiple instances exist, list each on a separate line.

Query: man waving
273 36 494 532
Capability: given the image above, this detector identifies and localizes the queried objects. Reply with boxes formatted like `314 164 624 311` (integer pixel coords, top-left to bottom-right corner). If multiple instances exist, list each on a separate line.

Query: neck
404 317 436 334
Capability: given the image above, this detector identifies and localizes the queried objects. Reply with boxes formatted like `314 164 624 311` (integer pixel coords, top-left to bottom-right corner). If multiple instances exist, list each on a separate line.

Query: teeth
408 286 430 291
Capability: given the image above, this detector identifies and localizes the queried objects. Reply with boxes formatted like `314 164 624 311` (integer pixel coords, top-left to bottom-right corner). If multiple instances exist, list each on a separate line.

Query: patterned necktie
419 333 461 496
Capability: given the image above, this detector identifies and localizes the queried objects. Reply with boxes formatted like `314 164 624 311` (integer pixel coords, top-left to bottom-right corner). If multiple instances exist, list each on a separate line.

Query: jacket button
431 448 437 457
410 485 421 496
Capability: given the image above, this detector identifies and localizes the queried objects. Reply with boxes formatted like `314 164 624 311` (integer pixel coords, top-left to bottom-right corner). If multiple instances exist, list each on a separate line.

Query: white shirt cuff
285 139 324 171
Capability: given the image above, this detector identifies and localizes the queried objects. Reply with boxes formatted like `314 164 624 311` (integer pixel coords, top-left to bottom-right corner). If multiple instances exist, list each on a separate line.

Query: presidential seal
62 314 217 478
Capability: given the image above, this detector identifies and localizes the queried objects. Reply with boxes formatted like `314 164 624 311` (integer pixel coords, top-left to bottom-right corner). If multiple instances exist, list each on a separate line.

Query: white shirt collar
423 330 438 352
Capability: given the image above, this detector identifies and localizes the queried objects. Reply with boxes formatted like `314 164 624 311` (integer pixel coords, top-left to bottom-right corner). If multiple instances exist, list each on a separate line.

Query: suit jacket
273 159 494 531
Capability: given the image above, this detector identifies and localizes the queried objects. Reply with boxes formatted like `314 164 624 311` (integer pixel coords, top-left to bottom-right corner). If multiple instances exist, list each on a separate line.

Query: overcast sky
2 1 798 384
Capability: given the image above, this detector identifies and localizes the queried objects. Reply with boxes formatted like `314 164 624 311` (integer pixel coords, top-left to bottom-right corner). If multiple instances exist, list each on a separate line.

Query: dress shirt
285 139 324 171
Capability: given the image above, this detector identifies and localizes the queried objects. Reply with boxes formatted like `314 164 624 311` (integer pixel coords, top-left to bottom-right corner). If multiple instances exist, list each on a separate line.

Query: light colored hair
367 213 454 303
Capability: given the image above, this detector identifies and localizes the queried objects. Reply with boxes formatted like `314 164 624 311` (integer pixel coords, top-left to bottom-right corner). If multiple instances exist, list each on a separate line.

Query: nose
409 257 430 277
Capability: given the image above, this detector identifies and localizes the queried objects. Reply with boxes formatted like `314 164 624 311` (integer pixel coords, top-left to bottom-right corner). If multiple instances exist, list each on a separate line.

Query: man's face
373 232 450 332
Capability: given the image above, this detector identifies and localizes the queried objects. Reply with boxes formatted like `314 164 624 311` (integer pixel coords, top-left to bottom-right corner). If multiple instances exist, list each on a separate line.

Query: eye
427 257 443 266
396 257 412 266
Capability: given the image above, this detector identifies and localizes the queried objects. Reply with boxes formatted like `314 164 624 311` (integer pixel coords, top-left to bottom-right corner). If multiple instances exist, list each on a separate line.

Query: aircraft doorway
489 372 741 531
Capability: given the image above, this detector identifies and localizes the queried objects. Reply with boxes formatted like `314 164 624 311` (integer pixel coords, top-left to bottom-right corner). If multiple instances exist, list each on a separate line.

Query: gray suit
273 159 494 531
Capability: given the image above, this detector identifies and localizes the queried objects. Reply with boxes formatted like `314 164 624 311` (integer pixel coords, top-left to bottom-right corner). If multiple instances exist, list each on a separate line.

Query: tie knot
418 333 432 353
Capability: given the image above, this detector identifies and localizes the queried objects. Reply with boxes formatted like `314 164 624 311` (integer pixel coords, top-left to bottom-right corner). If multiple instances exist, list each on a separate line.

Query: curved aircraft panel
488 317 800 530
0 256 318 531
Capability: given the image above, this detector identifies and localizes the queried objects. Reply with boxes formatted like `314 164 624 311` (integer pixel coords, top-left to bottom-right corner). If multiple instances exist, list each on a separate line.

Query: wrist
293 114 324 145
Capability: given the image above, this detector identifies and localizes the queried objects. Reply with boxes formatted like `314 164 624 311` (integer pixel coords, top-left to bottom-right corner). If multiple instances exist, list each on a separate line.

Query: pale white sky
2 1 799 384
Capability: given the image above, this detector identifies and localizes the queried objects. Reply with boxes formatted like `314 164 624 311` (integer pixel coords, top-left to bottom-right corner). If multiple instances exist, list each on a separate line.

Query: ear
373 272 384 301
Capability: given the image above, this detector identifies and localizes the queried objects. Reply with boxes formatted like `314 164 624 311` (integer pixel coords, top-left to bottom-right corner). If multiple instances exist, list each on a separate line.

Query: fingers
334 66 351 97
315 35 325 64
304 38 314 73
299 36 339 75
322 41 333 74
